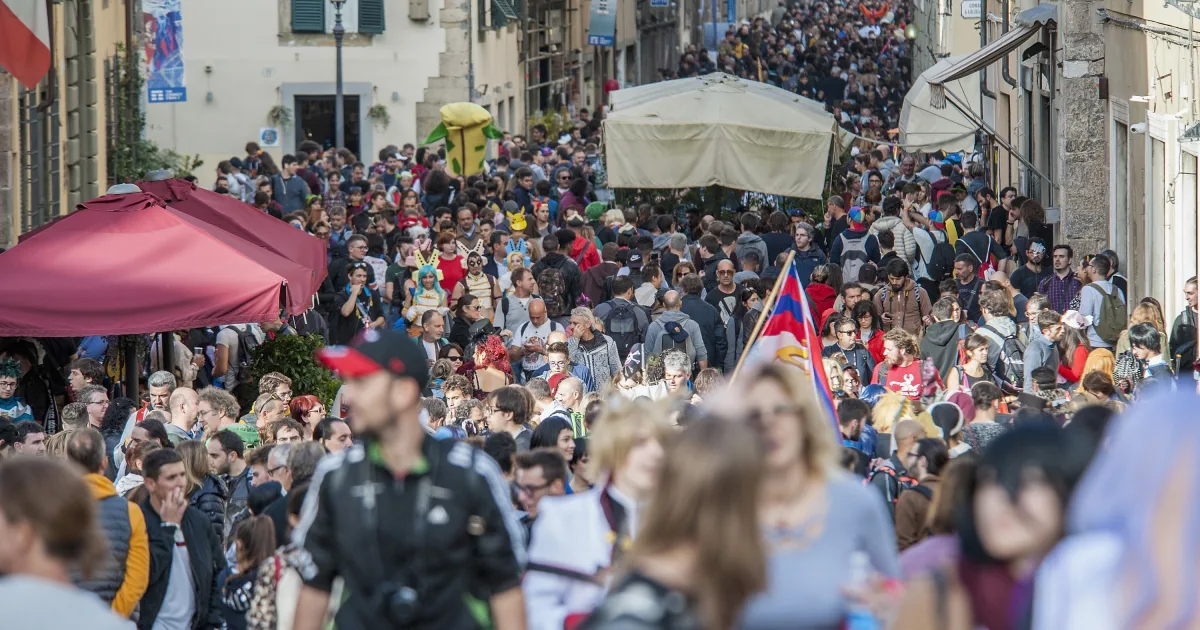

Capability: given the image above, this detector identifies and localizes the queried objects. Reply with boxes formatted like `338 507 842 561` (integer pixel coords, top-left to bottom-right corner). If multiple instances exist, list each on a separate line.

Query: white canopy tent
603 73 844 200
899 55 981 153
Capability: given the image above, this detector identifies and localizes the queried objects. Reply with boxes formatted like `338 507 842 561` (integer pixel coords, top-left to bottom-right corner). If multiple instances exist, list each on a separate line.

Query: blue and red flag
741 256 839 430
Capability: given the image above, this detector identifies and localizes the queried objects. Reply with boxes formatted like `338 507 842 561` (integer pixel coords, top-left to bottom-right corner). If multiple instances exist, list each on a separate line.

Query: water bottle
845 550 880 630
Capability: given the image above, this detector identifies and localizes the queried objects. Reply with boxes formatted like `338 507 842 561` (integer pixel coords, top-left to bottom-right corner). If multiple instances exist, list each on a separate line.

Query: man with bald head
644 288 708 369
166 387 200 445
508 297 564 381
554 376 584 414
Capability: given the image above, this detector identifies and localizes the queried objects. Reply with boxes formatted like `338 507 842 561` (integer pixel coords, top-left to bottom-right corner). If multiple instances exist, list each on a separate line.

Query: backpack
1088 282 1127 345
978 323 1026 389
537 267 570 318
229 326 260 383
602 274 616 303
926 238 956 282
838 232 870 283
658 330 697 365
865 464 920 508
960 236 996 279
955 323 972 366
601 301 647 362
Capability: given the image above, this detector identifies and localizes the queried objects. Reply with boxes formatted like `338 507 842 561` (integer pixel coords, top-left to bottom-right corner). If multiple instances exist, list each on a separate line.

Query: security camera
1130 122 1148 134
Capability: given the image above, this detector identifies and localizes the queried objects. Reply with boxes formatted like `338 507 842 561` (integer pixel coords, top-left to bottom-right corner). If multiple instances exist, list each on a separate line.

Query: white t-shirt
152 526 195 630
421 339 440 363
215 324 265 390
510 319 561 373
0 576 134 630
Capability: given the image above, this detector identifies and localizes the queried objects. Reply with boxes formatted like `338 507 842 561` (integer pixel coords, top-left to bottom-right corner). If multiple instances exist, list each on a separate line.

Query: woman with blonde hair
498 251 526 295
580 418 767 630
524 396 676 629
1113 301 1169 357
715 363 898 628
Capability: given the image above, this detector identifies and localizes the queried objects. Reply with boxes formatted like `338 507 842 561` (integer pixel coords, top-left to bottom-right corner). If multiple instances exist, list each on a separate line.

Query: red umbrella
136 178 328 300
0 192 305 336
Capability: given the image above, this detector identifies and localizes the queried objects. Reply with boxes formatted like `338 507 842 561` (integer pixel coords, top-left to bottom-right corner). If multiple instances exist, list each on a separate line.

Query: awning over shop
0 192 303 336
604 73 843 200
900 55 981 153
924 4 1057 107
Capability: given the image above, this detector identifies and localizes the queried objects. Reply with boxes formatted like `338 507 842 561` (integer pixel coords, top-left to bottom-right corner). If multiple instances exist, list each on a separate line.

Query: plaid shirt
1039 272 1082 314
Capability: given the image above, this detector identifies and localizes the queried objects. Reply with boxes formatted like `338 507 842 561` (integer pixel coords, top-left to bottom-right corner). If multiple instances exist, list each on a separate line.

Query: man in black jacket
298 330 526 630
139 448 225 630
531 234 582 311
678 274 725 372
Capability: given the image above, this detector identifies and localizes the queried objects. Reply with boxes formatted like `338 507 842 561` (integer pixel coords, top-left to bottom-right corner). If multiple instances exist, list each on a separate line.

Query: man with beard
1009 238 1051 298
1037 244 1082 315
304 331 525 630
205 430 251 540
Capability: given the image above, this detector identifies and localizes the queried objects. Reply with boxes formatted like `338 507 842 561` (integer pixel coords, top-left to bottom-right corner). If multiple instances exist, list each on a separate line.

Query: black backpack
601 301 646 362
979 324 1026 389
926 239 956 282
230 326 260 382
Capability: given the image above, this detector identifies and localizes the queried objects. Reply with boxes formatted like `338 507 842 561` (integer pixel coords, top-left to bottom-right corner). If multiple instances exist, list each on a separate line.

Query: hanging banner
587 0 616 46
143 0 187 103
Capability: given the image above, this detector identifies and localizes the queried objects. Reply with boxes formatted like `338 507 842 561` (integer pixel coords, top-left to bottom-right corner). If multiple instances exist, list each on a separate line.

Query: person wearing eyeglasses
75 384 109 431
0 358 33 423
821 315 876 383
514 449 567 546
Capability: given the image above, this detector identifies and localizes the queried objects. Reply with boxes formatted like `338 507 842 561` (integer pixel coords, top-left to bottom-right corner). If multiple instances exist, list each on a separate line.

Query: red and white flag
0 0 51 87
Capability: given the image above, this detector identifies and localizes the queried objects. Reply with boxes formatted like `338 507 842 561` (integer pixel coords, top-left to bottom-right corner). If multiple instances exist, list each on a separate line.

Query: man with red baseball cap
292 329 527 630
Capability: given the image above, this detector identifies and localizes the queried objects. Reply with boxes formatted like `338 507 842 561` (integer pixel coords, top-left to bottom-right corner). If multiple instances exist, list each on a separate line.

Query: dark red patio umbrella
136 178 327 300
0 191 306 336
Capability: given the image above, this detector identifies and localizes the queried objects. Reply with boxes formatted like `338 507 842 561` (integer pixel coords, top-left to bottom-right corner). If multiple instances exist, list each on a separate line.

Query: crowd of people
673 0 912 143
0 0 1198 627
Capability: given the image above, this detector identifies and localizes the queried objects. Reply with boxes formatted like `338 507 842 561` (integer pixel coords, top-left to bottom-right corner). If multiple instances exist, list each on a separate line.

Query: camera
377 582 421 626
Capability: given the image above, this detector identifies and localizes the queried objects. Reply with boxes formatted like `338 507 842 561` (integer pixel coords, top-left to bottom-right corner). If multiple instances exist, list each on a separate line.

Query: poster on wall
587 0 615 46
143 0 187 103
259 128 281 147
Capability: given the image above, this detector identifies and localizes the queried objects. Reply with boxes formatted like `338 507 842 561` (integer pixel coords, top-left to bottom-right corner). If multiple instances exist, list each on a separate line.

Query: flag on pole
741 256 839 430
0 0 51 87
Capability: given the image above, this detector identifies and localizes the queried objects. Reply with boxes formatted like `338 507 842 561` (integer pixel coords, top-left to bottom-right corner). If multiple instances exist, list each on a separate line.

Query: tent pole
123 337 139 402
161 332 174 382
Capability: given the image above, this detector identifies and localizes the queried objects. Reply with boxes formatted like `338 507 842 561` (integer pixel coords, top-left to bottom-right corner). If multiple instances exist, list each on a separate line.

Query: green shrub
248 334 340 409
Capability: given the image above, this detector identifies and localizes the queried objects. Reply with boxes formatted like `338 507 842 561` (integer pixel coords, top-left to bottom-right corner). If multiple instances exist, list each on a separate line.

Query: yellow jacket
84 473 150 618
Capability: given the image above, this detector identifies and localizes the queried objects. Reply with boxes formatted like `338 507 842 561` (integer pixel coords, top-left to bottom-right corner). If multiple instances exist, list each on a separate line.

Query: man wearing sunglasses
821 315 875 382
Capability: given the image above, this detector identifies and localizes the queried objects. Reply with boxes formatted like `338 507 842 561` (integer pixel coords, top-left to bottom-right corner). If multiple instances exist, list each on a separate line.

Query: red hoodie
569 237 600 273
806 282 837 316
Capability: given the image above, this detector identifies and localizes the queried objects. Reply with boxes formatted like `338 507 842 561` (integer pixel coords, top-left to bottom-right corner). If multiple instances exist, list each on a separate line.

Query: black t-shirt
986 206 1009 242
330 288 385 345
705 284 740 321
1009 265 1051 298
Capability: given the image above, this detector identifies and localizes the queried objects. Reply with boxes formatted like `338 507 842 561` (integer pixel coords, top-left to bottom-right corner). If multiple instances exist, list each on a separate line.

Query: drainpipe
980 0 996 100
1001 0 1017 87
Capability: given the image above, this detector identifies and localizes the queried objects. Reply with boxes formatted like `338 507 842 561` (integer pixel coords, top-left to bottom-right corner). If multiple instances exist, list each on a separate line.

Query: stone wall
1057 0 1109 256
415 0 470 142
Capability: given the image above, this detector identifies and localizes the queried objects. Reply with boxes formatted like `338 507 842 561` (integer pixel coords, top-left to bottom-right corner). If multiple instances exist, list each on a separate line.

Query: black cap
664 321 689 343
628 251 644 269
316 329 430 390
566 215 586 227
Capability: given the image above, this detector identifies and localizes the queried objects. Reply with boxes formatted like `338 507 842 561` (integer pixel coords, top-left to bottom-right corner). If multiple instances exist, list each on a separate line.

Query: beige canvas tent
899 56 981 153
603 73 844 200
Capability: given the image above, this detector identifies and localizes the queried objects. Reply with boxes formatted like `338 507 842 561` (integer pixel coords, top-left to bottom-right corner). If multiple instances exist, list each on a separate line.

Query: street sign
961 0 981 18
650 0 669 7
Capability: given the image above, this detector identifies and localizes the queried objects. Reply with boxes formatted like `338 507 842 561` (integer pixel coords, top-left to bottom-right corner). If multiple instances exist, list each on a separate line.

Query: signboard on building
144 0 187 103
587 0 616 46
650 0 668 7
961 0 981 18
259 128 280 147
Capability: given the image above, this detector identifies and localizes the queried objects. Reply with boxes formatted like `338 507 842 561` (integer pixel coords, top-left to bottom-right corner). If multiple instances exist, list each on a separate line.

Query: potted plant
367 104 391 131
267 105 293 130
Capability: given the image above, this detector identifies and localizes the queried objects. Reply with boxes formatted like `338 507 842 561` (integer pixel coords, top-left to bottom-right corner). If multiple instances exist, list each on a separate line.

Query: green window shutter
492 0 518 26
360 0 385 34
291 0 325 33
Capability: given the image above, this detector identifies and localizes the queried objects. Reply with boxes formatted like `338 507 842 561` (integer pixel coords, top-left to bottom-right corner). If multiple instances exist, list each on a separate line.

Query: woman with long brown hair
177 439 229 542
580 418 767 630
221 515 276 630
716 363 899 629
0 458 125 628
